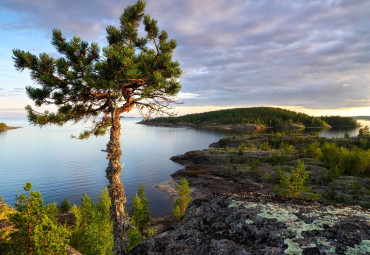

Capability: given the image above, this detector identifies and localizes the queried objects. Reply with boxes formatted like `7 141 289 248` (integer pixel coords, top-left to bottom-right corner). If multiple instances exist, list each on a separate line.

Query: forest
148 107 358 128
320 116 359 127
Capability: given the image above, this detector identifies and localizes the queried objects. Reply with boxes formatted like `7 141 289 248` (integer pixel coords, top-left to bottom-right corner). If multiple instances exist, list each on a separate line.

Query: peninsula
0 122 20 132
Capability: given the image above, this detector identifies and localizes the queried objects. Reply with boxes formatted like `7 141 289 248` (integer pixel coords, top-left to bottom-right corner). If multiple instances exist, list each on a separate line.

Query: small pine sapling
60 197 71 213
173 178 192 219
130 183 151 233
7 182 70 254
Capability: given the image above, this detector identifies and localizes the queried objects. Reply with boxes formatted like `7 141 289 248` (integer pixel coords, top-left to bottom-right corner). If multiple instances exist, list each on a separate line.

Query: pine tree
173 178 192 219
6 182 69 254
12 1 181 253
60 197 71 213
70 188 113 255
274 160 318 198
130 183 151 233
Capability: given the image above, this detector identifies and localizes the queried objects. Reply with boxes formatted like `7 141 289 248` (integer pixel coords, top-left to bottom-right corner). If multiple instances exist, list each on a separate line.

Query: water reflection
0 118 368 216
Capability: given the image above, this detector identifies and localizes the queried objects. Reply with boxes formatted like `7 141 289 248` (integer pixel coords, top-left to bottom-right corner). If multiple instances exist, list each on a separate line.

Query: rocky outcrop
131 193 370 255
167 134 370 207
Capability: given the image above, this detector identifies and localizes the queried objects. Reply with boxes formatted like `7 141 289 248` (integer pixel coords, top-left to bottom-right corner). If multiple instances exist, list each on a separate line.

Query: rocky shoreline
156 134 370 207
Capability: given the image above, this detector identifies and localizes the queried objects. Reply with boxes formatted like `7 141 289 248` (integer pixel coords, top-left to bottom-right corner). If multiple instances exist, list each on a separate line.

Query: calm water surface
0 118 368 216
0 118 231 216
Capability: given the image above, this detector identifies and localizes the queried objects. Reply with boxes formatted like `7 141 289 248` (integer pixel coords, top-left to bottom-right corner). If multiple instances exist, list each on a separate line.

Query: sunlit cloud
0 0 369 117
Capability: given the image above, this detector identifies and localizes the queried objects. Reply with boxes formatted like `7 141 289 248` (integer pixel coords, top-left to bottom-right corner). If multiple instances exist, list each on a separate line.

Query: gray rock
130 193 370 255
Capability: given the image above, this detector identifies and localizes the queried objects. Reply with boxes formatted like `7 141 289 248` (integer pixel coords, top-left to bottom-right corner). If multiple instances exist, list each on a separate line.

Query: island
141 107 359 131
0 122 21 132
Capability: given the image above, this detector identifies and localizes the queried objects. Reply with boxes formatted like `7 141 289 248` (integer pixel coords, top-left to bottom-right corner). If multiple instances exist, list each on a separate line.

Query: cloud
1 0 369 109
177 92 199 99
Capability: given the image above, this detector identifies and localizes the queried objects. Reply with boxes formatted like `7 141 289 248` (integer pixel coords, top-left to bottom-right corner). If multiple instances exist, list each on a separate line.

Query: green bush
130 183 151 233
5 182 70 254
307 142 322 160
260 141 271 151
238 143 246 155
61 197 71 213
246 142 255 149
70 188 113 255
128 227 143 251
173 178 192 219
358 125 369 137
274 160 319 199
320 142 369 177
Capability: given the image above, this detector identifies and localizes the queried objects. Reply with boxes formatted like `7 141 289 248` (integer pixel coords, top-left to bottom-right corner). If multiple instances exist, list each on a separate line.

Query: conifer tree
6 182 69 254
71 189 113 255
173 178 192 219
130 183 151 233
12 1 181 253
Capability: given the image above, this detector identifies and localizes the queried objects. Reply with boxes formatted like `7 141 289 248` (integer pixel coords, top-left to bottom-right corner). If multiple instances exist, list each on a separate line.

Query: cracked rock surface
130 193 370 255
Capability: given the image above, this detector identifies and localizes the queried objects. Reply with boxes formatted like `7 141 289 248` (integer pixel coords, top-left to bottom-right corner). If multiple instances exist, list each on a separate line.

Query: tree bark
106 108 130 254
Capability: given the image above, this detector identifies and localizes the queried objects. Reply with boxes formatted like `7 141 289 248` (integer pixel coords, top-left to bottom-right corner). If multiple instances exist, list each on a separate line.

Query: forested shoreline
145 107 359 128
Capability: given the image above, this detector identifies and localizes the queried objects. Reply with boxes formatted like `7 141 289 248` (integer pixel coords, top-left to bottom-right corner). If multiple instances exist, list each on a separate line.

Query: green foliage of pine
12 0 181 138
260 141 271 151
128 183 152 250
320 116 359 127
70 188 113 255
130 183 151 233
306 142 323 160
148 107 330 128
13 2 182 251
3 182 69 255
358 125 370 137
127 227 143 251
275 160 319 199
320 142 370 177
173 178 192 219
61 197 71 213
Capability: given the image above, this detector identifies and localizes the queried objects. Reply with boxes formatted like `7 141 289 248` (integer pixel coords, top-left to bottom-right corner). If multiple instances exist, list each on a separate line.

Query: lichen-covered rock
130 193 370 255
328 176 370 207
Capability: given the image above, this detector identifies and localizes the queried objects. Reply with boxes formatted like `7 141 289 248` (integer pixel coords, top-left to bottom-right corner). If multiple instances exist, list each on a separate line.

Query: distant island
353 116 370 121
141 107 359 130
0 122 20 132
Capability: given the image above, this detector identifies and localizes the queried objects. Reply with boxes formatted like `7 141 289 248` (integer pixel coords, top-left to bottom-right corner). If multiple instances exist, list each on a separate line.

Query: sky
0 0 369 118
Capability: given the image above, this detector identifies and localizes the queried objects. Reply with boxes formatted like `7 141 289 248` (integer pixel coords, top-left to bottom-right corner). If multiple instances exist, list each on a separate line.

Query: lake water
0 118 368 216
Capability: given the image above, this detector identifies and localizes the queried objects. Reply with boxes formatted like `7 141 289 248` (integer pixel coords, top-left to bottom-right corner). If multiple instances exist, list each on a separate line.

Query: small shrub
310 131 319 137
358 125 370 137
6 182 70 254
247 142 255 149
173 178 192 219
260 141 271 151
307 142 322 160
70 188 113 255
131 183 151 233
268 153 282 165
274 160 319 199
238 143 245 155
128 227 143 250
60 197 71 213
263 173 272 183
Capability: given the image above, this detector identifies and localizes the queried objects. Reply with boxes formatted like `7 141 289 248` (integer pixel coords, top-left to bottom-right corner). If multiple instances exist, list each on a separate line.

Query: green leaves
173 178 192 219
70 188 113 255
130 183 151 233
128 183 152 250
274 160 320 199
6 183 70 254
14 0 182 137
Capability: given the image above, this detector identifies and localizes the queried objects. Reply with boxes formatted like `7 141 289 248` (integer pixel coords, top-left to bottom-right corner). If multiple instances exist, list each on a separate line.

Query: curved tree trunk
106 108 130 254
